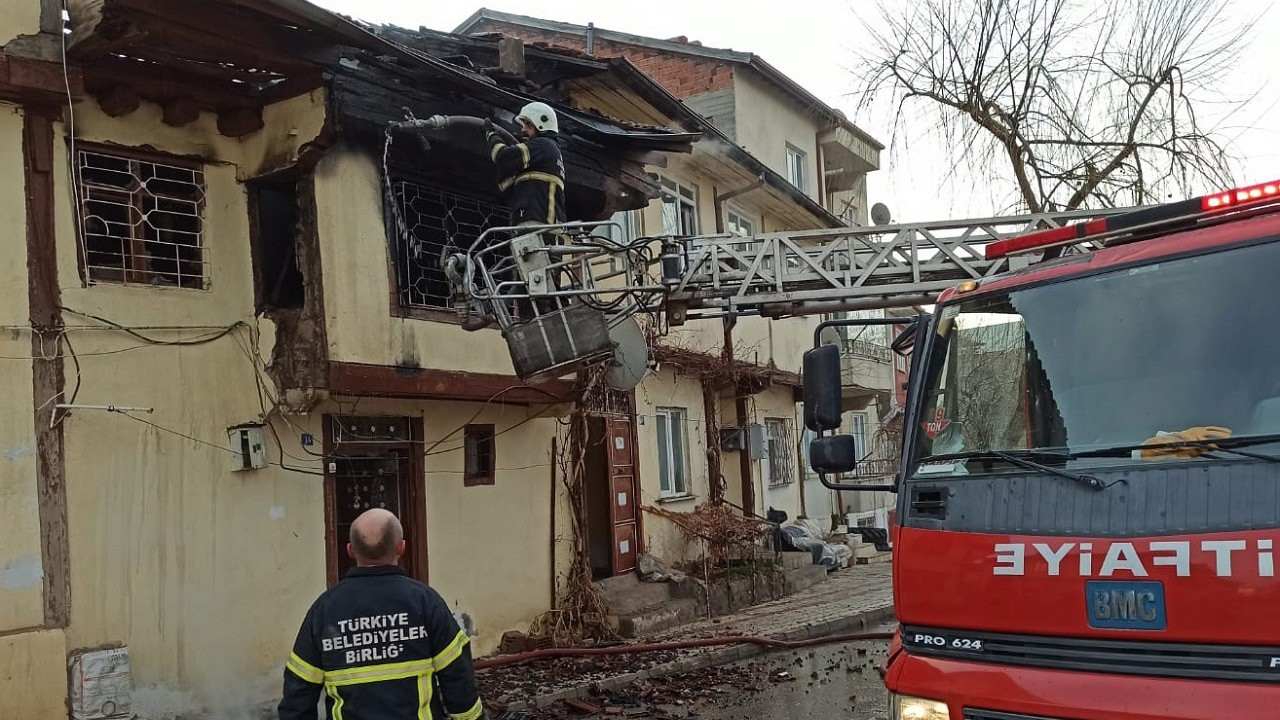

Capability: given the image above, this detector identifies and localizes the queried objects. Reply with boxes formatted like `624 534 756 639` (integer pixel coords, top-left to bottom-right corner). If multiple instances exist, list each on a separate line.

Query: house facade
1 1 893 716
0 1 695 715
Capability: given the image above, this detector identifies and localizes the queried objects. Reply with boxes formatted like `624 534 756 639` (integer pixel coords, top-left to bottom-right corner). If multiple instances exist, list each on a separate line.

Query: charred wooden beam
94 85 141 117
161 97 200 127
0 54 83 105
109 3 319 75
86 58 262 109
329 362 574 404
217 107 265 137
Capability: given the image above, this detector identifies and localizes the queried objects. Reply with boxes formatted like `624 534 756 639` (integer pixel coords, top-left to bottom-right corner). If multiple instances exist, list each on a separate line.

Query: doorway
323 415 427 584
579 396 642 579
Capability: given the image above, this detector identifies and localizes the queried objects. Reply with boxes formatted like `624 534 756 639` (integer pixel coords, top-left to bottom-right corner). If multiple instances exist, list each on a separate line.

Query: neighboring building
457 9 882 226
0 1 693 715
0 0 891 716
456 10 893 540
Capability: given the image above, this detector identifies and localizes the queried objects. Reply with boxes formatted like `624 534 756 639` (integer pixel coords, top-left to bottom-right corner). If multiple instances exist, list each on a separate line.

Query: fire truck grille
903 625 1280 683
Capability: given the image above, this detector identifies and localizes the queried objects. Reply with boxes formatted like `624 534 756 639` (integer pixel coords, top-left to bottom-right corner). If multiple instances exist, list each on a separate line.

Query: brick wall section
467 21 735 98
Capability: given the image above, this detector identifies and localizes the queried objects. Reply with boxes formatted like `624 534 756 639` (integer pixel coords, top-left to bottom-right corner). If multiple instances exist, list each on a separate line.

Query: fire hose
474 628 897 670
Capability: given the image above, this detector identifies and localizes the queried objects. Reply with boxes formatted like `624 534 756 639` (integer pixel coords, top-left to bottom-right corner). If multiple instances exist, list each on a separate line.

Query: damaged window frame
246 170 306 313
74 143 209 290
384 171 511 323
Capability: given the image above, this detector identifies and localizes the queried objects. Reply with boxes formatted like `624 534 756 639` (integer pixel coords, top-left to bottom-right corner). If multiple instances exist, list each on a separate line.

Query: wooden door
606 418 640 574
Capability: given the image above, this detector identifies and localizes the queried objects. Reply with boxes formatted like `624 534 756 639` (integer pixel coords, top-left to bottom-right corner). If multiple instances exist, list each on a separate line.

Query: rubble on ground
495 642 886 719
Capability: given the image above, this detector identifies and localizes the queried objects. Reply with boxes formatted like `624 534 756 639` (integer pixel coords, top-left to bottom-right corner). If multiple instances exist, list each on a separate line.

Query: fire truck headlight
891 693 951 720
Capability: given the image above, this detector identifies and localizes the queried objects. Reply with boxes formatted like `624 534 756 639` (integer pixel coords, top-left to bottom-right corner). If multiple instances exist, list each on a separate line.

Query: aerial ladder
442 207 1130 387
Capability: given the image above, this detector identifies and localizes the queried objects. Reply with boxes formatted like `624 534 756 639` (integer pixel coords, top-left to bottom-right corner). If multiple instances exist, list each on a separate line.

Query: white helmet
516 101 558 134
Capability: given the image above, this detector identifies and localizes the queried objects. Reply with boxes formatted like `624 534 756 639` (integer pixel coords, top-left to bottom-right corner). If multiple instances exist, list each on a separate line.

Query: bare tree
859 0 1255 212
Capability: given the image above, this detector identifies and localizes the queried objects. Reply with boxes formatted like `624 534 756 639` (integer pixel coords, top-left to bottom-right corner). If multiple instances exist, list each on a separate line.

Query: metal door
333 453 408 580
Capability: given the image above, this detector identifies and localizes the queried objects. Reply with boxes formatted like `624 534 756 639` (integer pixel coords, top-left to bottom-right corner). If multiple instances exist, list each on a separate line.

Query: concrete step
778 551 814 570
784 564 830 595
616 598 703 638
856 551 893 565
596 574 673 616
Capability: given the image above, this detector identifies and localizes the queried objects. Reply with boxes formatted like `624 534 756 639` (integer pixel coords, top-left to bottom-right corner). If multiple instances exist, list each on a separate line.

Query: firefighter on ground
278 508 484 720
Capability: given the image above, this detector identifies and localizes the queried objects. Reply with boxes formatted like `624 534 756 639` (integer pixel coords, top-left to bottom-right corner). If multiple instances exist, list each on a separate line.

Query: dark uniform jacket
487 129 567 225
278 566 482 720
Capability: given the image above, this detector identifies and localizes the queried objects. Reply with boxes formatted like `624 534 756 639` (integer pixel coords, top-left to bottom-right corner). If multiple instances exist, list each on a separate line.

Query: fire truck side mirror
891 317 921 355
810 435 857 473
803 343 842 432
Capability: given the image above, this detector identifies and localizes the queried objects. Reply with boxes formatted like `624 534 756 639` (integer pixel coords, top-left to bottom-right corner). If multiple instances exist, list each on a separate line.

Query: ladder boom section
442 209 1131 335
665 208 1130 321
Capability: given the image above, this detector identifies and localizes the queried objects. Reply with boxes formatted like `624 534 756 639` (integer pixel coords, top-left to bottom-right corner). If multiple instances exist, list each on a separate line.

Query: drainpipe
725 319 756 518
815 136 827 210
586 22 596 56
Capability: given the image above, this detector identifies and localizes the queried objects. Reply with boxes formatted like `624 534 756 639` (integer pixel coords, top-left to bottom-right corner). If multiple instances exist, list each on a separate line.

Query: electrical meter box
747 423 768 460
227 424 268 471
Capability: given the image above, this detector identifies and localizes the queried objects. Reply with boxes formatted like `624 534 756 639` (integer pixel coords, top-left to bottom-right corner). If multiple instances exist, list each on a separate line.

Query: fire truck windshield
912 236 1280 473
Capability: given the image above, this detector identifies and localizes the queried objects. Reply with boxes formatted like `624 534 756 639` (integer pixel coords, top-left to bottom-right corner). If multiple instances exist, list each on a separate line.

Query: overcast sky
312 0 1279 223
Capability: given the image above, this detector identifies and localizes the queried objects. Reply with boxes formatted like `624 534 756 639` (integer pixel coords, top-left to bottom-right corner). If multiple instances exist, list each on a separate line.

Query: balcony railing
842 338 891 363
841 456 899 480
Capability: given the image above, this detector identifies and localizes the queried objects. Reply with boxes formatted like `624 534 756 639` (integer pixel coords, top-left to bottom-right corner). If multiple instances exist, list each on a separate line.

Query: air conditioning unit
227 424 268 471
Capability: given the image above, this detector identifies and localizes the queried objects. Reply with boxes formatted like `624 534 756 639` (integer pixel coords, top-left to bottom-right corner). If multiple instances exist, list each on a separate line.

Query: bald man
279 509 484 720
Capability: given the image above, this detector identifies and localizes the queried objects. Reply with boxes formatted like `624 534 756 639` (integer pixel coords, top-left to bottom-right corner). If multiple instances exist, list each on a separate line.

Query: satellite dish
870 202 893 226
605 316 650 391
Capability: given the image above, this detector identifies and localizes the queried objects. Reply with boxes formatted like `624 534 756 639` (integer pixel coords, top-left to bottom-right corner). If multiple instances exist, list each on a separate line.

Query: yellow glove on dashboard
1140 426 1232 459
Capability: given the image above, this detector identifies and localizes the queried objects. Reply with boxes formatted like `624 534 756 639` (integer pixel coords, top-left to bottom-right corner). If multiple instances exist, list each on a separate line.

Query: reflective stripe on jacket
278 566 482 720
487 130 566 225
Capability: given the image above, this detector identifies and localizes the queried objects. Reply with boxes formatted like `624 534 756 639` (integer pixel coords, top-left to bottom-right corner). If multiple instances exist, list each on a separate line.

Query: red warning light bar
987 179 1280 260
1203 180 1280 210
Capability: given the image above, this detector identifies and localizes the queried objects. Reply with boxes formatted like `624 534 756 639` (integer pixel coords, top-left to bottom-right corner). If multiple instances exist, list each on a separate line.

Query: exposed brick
473 22 735 98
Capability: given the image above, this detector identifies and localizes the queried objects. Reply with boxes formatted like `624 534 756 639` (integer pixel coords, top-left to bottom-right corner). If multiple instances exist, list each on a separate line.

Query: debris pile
643 503 774 575
506 641 888 719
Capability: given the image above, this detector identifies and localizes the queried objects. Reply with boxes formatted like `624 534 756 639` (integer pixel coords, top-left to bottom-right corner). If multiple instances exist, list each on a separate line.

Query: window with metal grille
765 417 795 486
464 424 496 486
391 179 509 310
77 148 207 289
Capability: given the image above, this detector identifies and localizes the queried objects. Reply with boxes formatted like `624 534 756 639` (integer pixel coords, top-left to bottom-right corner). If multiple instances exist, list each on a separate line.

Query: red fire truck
807 180 1280 720
447 176 1280 719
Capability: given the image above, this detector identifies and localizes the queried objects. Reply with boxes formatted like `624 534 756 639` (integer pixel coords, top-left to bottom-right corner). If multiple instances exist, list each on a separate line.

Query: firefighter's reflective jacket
487 129 567 225
278 566 483 720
